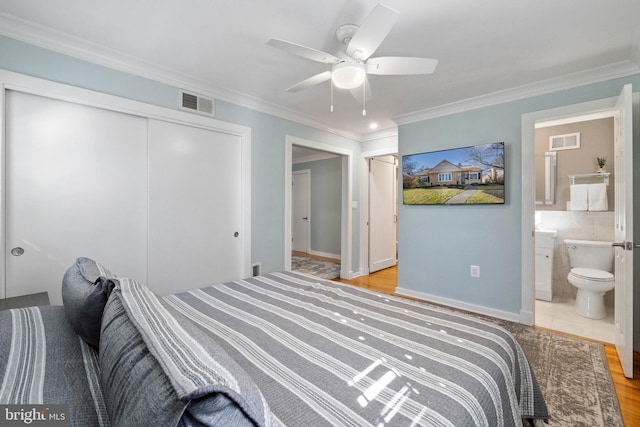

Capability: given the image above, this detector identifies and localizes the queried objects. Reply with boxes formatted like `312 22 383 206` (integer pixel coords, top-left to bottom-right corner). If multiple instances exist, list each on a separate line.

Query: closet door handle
10 247 24 256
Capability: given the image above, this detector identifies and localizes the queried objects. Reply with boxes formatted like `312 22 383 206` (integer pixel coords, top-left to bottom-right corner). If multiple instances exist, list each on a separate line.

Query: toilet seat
570 268 614 282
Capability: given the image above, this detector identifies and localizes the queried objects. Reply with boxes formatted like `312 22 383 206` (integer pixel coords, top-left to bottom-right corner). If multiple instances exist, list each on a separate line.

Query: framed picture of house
402 142 505 205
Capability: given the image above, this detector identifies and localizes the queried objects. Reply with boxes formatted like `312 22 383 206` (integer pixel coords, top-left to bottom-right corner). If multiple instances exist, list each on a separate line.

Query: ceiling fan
266 3 438 114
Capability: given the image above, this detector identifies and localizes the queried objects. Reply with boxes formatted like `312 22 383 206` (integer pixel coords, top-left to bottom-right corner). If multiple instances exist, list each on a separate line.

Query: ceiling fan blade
267 38 338 64
346 4 399 60
286 71 332 93
350 76 373 103
366 57 438 75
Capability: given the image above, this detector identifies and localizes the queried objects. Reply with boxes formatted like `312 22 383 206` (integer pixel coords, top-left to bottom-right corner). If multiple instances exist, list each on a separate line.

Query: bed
0 259 549 426
164 271 549 426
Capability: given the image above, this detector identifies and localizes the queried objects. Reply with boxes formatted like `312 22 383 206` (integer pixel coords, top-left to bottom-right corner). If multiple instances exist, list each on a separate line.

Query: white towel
569 184 588 211
587 183 608 211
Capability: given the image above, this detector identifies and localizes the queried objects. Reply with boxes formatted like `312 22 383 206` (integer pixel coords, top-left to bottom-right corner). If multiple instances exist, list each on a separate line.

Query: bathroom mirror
535 151 556 205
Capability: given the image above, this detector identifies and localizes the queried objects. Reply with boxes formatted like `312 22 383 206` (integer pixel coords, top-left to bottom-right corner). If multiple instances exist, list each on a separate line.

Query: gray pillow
61 257 117 348
99 278 273 427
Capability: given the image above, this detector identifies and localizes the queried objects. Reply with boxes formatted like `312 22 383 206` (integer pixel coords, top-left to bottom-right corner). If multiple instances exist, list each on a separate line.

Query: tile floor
535 297 616 344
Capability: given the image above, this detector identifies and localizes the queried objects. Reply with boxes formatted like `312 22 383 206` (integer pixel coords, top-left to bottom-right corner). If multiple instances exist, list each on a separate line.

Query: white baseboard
308 249 340 260
519 309 534 326
535 290 552 302
395 287 522 323
341 271 354 280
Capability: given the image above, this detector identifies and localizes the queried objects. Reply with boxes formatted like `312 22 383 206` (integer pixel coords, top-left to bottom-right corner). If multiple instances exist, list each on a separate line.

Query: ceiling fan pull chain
362 83 366 116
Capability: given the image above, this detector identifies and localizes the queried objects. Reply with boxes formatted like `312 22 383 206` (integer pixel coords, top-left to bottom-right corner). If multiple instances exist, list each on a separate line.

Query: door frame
285 135 353 279
520 94 634 326
0 70 252 299
292 169 311 253
359 146 398 277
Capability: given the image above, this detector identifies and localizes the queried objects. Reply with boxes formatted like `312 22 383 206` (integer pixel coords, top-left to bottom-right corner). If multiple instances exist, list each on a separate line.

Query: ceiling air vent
180 90 215 116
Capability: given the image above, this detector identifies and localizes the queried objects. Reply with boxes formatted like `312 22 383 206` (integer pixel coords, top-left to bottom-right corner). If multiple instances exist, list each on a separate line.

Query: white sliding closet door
5 90 148 305
148 119 244 295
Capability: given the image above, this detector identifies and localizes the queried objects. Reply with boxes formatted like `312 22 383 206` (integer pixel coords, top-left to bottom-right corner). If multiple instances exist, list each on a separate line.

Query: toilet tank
564 239 614 272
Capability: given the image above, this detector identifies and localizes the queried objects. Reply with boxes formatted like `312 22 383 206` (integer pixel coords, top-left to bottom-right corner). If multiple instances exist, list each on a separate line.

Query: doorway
521 85 636 378
368 155 398 273
358 146 399 278
290 149 342 280
532 115 616 343
284 135 353 280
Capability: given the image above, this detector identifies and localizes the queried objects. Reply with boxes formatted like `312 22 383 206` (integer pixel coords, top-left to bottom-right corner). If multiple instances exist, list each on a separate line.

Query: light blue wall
293 157 342 256
214 101 361 273
398 73 640 317
0 36 177 108
0 35 361 275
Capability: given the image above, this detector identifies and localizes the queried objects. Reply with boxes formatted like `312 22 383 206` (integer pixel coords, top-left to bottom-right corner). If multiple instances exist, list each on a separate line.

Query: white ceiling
1 0 639 140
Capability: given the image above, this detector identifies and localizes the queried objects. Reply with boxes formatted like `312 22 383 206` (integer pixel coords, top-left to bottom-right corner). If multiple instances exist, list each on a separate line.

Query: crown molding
630 33 640 68
359 125 398 142
0 12 213 97
2 12 637 141
0 12 367 142
393 60 640 126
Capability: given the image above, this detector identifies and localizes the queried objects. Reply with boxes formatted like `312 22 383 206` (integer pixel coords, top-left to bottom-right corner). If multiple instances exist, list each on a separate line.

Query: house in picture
415 160 484 187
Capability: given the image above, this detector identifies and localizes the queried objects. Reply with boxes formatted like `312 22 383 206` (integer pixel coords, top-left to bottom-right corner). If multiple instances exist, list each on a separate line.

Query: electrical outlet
470 265 480 278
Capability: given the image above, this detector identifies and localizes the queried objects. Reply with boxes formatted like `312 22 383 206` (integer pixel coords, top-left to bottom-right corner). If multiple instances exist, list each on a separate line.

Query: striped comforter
165 271 549 427
0 306 109 426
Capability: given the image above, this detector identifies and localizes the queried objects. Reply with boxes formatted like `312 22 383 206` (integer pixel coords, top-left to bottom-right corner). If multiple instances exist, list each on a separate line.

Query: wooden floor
606 347 640 425
339 265 640 426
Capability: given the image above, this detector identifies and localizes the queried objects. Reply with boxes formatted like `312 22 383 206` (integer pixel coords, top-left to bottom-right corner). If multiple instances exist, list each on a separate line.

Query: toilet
564 239 614 319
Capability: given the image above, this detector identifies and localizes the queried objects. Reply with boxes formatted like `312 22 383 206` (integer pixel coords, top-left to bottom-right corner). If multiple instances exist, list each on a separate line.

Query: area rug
291 256 340 280
492 320 624 427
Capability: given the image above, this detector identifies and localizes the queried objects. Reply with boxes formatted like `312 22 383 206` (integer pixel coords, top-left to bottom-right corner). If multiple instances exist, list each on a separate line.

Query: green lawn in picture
403 188 463 204
466 191 504 204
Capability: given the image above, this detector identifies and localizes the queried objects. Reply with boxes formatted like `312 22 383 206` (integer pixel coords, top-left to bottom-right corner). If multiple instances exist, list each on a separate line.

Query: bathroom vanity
535 229 557 301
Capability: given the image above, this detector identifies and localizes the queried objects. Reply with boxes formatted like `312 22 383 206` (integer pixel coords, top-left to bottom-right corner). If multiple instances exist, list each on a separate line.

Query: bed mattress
165 271 549 426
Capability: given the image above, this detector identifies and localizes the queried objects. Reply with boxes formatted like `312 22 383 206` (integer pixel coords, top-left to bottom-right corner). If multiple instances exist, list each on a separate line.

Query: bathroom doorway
522 85 636 378
533 114 616 343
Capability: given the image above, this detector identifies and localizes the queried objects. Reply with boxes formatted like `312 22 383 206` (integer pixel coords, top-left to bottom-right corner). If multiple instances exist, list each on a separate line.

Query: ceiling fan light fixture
331 61 366 89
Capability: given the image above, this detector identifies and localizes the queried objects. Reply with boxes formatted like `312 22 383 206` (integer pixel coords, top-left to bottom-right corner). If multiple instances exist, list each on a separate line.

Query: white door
369 156 397 273
613 84 634 378
292 170 310 253
147 119 244 295
5 91 148 305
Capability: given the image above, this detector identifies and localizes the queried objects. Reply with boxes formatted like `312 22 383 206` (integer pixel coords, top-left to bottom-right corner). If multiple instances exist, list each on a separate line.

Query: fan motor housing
335 24 359 45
